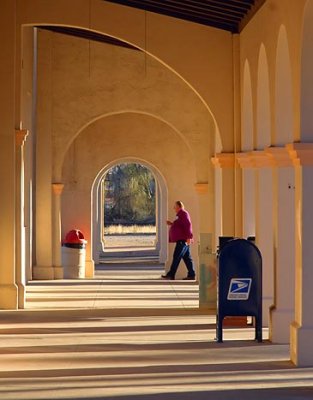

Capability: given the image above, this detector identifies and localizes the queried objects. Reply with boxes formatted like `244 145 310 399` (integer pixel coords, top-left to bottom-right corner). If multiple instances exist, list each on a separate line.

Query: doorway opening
103 163 156 250
92 159 168 264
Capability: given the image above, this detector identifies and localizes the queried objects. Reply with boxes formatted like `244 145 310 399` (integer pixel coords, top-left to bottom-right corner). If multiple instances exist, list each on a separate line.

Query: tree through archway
103 163 157 249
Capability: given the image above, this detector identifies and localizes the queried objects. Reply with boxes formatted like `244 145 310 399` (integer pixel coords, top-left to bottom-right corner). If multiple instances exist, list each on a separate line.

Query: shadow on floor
47 387 313 400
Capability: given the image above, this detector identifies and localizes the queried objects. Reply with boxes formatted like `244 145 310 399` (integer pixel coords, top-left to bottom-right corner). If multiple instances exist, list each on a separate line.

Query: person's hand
166 220 173 226
186 238 192 245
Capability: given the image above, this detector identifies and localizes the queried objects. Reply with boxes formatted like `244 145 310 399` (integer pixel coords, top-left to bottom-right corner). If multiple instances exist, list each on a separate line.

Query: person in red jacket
162 201 196 280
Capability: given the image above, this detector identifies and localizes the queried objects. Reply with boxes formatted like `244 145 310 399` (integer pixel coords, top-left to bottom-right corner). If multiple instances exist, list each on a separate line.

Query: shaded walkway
0 264 311 399
0 307 307 400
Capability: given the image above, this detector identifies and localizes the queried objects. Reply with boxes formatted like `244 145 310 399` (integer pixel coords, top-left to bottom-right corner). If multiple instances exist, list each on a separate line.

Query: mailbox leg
216 314 223 343
255 317 262 343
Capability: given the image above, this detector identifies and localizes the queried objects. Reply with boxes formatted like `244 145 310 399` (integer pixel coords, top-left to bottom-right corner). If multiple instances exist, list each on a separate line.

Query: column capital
211 153 235 169
265 147 293 167
52 183 64 196
212 147 298 169
194 183 208 195
250 150 274 168
286 143 313 167
15 129 29 147
236 152 254 169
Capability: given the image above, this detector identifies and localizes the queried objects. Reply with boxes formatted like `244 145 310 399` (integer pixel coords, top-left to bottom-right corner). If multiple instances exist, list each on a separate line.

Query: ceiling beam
239 0 266 31
144 0 246 17
138 0 242 22
106 0 238 31
104 0 264 33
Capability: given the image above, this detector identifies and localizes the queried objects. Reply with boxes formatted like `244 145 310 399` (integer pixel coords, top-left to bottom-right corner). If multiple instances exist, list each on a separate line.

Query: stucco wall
61 113 199 276
36 29 215 183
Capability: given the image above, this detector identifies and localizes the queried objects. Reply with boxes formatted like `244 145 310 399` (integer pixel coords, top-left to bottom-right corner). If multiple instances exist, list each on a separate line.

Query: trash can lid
64 229 87 244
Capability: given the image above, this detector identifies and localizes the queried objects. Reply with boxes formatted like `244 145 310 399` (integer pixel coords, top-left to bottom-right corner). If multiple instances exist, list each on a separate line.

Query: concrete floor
25 264 198 310
0 264 312 400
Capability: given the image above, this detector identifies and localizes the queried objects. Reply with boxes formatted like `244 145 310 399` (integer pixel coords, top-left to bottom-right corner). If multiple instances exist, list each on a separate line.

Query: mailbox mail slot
216 238 262 343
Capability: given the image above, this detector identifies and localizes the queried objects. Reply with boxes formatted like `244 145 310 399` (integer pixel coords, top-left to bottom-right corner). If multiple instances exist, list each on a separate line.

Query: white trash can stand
62 229 87 279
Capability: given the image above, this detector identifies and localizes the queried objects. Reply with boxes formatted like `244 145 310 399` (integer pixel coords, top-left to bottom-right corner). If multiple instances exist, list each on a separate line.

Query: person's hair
175 200 184 209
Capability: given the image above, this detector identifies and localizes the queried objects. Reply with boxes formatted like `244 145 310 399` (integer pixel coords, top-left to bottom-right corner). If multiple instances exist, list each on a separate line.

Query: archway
61 111 198 279
242 60 254 152
92 158 168 265
275 25 293 145
103 163 156 248
23 20 220 277
257 44 271 149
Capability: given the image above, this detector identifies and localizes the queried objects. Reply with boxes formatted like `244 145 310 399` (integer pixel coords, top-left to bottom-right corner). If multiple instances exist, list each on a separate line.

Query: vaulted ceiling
105 0 266 33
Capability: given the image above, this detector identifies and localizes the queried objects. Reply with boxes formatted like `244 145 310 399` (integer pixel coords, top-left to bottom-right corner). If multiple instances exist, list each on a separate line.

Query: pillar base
32 265 54 280
270 308 293 343
262 297 273 328
85 260 95 278
199 253 217 311
159 252 167 264
93 254 100 264
291 321 313 366
17 282 25 309
0 284 18 309
54 266 64 279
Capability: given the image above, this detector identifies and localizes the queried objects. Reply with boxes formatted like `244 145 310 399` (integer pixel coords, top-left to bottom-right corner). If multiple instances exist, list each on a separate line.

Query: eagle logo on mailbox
227 278 252 300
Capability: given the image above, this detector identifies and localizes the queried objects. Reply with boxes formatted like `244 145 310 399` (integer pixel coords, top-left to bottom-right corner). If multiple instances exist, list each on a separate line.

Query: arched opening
21 14 212 310
242 60 254 152
95 162 160 262
275 25 293 145
91 157 169 267
18 18 219 281
257 44 271 149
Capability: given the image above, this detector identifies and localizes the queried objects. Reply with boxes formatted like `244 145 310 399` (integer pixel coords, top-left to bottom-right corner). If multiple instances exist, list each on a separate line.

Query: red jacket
169 209 193 243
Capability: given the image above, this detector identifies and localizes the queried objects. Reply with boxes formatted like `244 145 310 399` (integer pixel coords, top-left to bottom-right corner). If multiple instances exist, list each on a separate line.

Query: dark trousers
168 240 195 278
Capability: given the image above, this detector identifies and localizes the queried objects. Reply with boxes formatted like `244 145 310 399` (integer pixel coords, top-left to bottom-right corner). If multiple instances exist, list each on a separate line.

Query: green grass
104 224 156 235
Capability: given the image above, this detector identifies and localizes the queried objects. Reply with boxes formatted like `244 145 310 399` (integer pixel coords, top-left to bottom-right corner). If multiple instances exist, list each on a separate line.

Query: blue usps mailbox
216 238 262 343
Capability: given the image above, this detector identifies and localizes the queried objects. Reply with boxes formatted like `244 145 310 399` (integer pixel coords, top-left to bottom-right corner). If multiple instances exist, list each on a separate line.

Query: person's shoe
161 274 175 280
183 276 196 281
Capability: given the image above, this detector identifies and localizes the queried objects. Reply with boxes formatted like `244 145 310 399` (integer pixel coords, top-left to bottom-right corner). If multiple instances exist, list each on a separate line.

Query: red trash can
62 230 87 278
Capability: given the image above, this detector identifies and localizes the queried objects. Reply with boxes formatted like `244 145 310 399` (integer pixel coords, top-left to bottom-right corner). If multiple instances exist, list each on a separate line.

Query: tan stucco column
251 151 275 328
267 147 295 343
194 182 211 242
236 153 255 238
0 125 18 308
93 179 104 264
15 129 29 308
212 154 236 240
196 183 216 310
237 151 275 327
52 183 64 279
289 143 313 366
0 0 18 309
